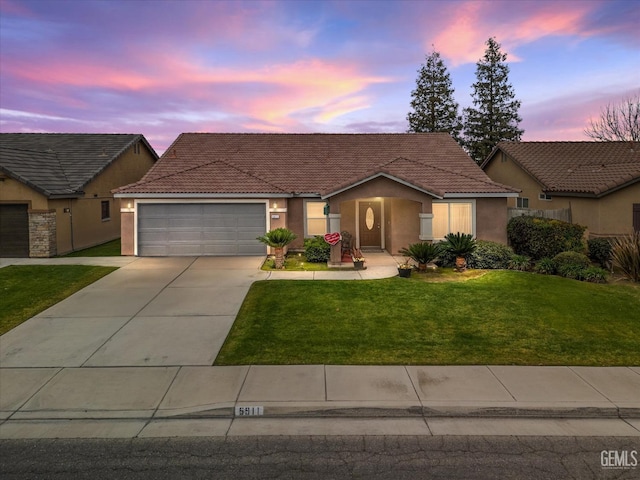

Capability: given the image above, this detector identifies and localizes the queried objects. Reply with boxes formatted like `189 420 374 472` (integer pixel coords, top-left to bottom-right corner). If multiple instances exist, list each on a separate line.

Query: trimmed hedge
467 240 514 269
507 216 586 260
303 236 331 263
553 251 591 270
587 238 612 268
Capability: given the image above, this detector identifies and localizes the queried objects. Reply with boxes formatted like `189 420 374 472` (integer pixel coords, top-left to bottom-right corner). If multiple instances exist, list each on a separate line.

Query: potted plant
257 228 297 269
351 247 365 270
443 232 477 272
399 242 442 272
397 258 413 277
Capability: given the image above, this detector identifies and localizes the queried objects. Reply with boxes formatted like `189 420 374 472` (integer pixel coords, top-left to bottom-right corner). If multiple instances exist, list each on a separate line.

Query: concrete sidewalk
1 253 639 439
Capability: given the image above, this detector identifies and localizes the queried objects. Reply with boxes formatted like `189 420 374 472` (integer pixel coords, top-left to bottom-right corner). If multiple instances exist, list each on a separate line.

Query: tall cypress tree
463 37 523 164
407 50 462 142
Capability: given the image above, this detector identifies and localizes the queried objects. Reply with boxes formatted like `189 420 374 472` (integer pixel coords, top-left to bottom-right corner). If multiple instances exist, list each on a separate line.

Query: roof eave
443 192 520 198
321 172 444 199
113 192 313 199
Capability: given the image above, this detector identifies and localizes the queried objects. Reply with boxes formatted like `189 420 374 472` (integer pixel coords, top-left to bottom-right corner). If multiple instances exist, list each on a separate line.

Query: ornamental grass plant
611 232 640 282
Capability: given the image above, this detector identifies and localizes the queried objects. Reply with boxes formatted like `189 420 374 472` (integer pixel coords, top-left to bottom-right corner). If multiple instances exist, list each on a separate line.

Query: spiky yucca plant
257 228 297 269
444 232 477 272
398 242 442 271
610 232 640 282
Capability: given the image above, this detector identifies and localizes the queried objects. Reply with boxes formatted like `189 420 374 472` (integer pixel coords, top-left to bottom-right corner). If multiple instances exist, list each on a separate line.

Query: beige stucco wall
0 178 49 209
484 151 640 237
385 197 421 253
476 197 509 243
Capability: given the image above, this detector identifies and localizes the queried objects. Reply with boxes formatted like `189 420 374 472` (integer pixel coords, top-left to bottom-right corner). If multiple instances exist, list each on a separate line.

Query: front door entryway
359 201 381 248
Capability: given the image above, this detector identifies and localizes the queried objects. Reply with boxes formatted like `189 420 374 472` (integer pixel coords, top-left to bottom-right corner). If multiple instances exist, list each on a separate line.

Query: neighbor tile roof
0 133 157 197
486 141 640 196
115 133 516 197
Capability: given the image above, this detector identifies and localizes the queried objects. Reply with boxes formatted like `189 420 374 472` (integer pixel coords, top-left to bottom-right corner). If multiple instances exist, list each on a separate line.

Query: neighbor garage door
0 204 29 257
137 203 267 256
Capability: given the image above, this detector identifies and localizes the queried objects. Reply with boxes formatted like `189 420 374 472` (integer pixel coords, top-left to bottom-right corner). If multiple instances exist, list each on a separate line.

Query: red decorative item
324 232 341 245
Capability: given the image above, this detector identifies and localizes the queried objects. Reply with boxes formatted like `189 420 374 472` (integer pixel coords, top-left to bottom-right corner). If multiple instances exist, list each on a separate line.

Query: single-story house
0 133 158 257
114 133 517 263
481 141 640 237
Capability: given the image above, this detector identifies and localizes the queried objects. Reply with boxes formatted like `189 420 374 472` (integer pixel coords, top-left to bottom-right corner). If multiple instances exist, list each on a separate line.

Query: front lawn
216 270 640 366
0 265 117 335
61 239 121 257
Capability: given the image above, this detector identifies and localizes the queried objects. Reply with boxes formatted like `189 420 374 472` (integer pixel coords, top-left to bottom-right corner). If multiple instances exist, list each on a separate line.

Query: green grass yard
61 239 121 257
0 265 117 335
216 270 640 366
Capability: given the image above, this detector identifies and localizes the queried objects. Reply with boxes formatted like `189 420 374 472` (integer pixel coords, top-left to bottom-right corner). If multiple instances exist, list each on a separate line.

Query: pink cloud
521 88 640 141
432 1 601 66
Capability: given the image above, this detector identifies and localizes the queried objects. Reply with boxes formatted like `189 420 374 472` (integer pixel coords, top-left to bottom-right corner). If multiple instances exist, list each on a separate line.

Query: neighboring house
481 141 640 237
0 133 158 257
114 133 517 263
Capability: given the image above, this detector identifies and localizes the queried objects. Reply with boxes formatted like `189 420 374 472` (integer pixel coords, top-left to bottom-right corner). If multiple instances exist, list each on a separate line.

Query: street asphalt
1 253 638 439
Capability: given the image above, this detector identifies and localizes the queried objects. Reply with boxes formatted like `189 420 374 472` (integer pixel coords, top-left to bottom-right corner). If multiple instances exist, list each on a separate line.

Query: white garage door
137 203 267 256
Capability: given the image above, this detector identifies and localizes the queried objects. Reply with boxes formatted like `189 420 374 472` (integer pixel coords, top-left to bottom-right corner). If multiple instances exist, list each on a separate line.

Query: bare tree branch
584 93 640 141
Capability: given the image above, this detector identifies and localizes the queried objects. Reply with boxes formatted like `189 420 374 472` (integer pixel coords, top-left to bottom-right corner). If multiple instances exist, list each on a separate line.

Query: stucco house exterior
0 133 158 257
481 141 640 237
114 133 517 263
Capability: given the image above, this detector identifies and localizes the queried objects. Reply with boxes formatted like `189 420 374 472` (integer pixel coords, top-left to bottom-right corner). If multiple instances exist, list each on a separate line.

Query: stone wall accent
29 209 57 257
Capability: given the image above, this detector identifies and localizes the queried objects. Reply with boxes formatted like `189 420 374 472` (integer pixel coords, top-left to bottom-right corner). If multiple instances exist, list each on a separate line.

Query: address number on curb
235 406 264 416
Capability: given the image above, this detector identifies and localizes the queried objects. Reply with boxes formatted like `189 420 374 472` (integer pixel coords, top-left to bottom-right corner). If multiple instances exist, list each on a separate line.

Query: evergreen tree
407 50 462 142
463 37 523 163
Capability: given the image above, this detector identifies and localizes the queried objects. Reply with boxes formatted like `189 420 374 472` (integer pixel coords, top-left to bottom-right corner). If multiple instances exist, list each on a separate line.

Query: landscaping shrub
467 240 514 269
399 242 442 270
434 241 456 268
582 266 609 284
534 257 557 275
508 254 531 271
587 238 613 268
557 264 585 280
553 251 591 270
507 216 586 260
303 236 331 263
610 232 640 282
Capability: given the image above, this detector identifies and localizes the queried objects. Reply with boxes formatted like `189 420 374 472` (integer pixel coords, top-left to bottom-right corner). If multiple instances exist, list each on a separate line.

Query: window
432 201 473 239
539 193 552 201
516 197 529 208
101 200 110 221
305 201 327 236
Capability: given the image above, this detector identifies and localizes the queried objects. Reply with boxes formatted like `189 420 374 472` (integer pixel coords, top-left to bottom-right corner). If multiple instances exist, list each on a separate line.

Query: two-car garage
136 203 267 256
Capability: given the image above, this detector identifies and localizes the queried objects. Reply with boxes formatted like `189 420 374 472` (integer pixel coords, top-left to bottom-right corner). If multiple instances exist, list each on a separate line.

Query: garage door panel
138 203 267 256
0 204 30 257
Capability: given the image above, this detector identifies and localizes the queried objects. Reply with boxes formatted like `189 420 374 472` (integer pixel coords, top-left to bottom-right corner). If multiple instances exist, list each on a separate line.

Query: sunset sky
1 0 638 153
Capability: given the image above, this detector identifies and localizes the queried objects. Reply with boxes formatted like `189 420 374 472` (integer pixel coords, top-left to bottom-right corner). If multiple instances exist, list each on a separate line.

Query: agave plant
398 242 442 271
443 232 477 272
257 228 297 269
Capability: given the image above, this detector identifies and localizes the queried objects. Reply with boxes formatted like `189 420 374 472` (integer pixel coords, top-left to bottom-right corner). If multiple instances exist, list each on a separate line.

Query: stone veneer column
29 209 57 257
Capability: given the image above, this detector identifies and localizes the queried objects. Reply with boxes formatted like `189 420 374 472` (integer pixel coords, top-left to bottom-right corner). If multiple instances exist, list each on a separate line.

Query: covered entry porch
322 175 437 266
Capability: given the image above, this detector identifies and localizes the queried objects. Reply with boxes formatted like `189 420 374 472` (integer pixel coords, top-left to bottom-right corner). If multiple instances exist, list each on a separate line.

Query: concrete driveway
0 256 267 368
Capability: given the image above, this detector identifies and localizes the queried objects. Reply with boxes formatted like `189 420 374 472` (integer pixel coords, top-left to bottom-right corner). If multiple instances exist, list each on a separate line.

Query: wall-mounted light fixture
272 201 278 209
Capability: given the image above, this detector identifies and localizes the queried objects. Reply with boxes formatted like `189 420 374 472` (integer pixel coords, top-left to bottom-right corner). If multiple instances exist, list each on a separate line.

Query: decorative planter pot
353 260 365 270
398 268 412 278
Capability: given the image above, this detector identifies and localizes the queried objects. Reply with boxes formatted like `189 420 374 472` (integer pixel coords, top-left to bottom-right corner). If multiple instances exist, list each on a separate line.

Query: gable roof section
0 133 158 197
484 141 640 197
116 133 517 198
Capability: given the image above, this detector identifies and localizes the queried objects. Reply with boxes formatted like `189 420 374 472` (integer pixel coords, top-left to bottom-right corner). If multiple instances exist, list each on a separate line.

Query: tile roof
486 141 640 196
0 133 157 197
116 133 516 197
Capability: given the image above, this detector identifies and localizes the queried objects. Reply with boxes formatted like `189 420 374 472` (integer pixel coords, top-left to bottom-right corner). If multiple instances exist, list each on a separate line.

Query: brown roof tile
489 141 640 196
116 133 516 197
